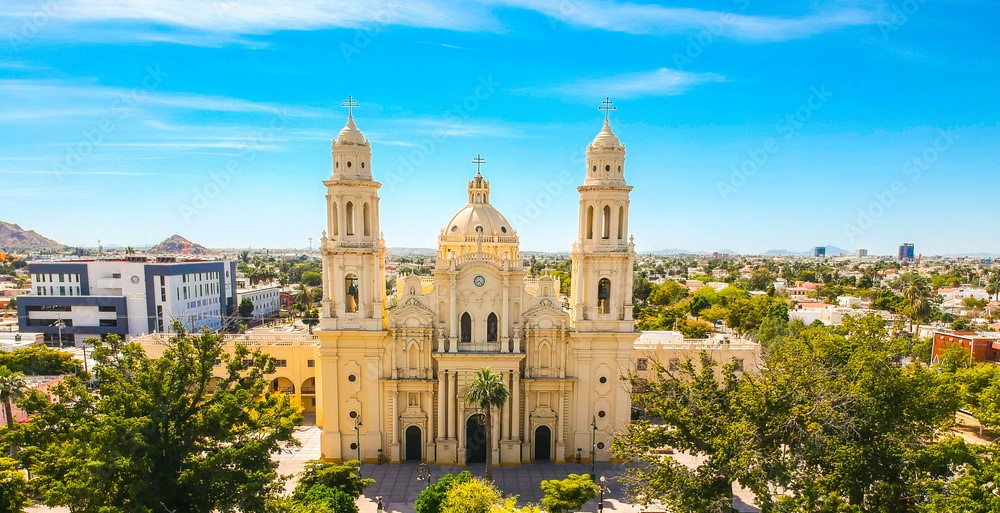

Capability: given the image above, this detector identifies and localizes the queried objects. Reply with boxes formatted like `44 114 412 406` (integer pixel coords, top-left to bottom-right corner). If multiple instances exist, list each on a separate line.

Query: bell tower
569 98 635 331
320 96 386 331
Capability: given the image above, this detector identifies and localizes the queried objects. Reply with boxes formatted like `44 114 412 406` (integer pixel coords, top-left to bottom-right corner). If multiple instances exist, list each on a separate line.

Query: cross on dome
599 97 616 122
341 95 359 117
472 154 486 176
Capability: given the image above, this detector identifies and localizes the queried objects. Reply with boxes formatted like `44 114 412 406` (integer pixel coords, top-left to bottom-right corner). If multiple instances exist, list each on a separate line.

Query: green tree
441 478 502 513
20 330 302 513
293 460 373 500
540 474 599 513
301 271 323 287
465 368 509 481
676 318 712 339
615 314 965 512
0 455 28 513
298 485 358 513
647 281 687 306
239 296 255 320
922 444 1000 513
0 346 82 376
416 471 474 513
0 366 26 445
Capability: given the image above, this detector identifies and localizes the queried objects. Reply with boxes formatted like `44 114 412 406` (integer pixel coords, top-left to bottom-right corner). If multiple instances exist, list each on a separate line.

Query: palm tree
988 272 1000 302
901 274 931 335
465 367 509 481
0 366 27 457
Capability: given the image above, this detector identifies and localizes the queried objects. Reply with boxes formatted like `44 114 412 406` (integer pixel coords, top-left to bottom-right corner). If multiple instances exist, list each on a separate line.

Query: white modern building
18 258 237 345
236 283 281 321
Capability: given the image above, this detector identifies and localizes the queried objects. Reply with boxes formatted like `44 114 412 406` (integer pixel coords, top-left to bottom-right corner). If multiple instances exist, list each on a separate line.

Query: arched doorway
466 414 486 463
405 426 422 461
534 426 552 461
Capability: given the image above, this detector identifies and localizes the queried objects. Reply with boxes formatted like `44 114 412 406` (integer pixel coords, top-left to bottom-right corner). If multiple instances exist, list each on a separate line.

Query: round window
592 165 597 172
500 226 507 233
475 226 484 234
618 165 622 172
335 161 339 168
597 442 605 450
361 162 365 169
605 164 611 172
451 225 458 233
350 443 358 450
348 374 357 382
599 376 607 384
598 410 606 418
347 161 352 168
349 410 358 419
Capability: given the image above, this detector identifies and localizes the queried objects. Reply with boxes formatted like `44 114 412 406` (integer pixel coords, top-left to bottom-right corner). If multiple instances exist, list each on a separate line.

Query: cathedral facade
314 106 638 465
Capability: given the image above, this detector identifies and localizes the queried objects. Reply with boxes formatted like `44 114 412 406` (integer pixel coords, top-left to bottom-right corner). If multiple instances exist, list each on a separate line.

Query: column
512 372 520 441
449 276 458 353
446 370 454 439
556 389 565 461
501 277 509 353
437 371 446 439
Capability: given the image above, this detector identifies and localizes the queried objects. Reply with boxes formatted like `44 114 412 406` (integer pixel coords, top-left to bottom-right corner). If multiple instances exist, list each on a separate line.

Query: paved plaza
27 426 759 513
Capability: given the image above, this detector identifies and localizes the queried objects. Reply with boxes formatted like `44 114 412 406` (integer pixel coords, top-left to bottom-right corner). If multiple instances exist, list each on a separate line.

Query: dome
336 115 368 146
443 202 517 239
441 170 517 240
590 119 622 149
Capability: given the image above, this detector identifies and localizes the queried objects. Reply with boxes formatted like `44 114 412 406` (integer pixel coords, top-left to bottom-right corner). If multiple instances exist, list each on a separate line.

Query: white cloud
0 0 880 44
497 0 880 42
527 68 726 100
0 79 324 118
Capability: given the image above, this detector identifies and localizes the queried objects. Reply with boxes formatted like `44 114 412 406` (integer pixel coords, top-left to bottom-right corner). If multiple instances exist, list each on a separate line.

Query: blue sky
1 0 997 255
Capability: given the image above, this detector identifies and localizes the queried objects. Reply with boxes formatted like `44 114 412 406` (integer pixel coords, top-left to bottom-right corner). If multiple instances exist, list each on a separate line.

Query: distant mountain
150 235 210 255
0 221 65 252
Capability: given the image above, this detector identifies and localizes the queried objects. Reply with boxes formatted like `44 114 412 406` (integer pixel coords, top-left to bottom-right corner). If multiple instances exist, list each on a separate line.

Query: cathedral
313 101 639 465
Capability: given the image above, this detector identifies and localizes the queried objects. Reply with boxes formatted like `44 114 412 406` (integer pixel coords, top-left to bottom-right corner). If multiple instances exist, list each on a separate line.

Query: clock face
130 276 140 284
474 275 486 287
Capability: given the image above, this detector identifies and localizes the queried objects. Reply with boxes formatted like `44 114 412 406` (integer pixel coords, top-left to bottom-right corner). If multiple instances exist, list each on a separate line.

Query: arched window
602 205 611 239
407 342 419 369
332 202 339 236
598 278 611 314
617 206 624 239
460 313 472 343
345 202 355 236
487 313 498 342
363 203 371 236
345 274 359 313
586 206 594 239
539 340 551 369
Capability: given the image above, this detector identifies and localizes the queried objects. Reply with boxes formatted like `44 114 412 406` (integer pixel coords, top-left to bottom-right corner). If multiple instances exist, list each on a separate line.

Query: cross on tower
599 97 616 121
342 95 359 117
472 154 486 175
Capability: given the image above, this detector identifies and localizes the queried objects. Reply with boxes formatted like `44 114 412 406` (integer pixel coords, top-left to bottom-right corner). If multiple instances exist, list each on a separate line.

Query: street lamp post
54 318 65 348
598 475 606 513
591 415 597 479
354 417 363 476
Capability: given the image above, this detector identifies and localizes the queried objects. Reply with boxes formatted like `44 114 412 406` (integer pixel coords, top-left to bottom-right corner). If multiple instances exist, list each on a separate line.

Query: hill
150 235 211 255
0 221 65 252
